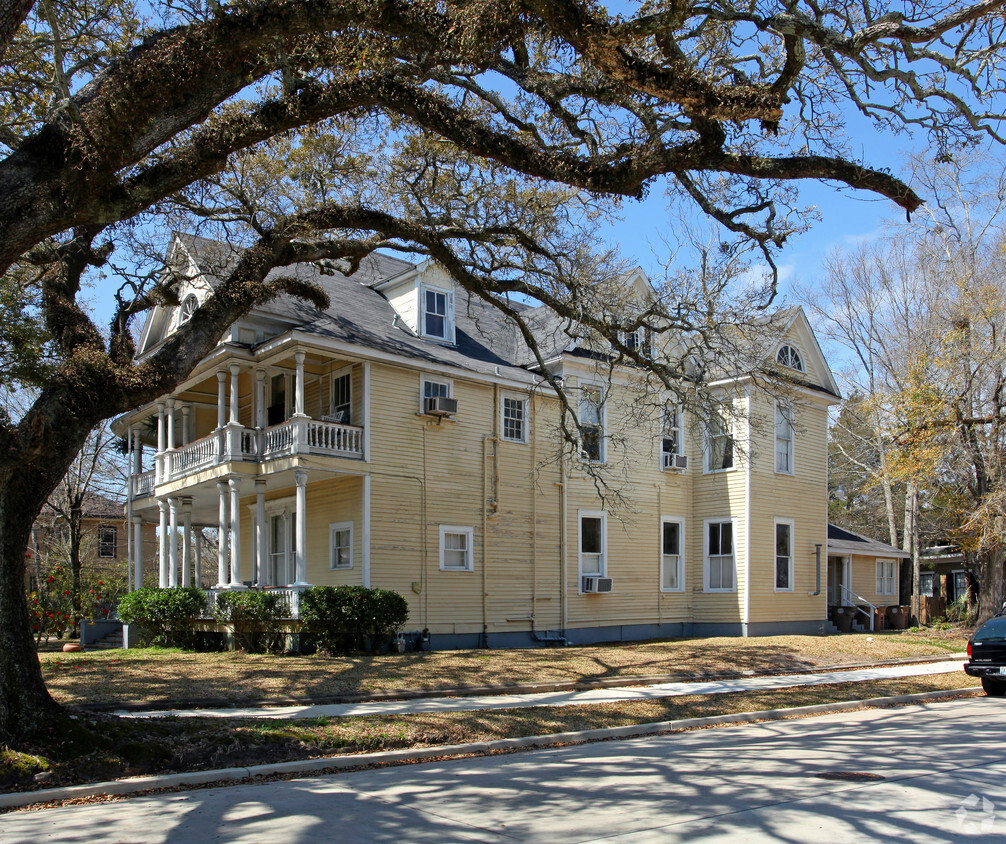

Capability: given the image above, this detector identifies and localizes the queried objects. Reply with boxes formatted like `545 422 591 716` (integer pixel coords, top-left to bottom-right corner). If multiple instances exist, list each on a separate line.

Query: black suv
965 613 1006 695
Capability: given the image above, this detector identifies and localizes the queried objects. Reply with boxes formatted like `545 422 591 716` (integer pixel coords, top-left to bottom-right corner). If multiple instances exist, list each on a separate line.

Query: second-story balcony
131 416 364 497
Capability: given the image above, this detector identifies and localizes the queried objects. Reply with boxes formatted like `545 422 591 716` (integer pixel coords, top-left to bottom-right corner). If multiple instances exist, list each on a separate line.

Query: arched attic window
178 294 199 325
776 344 804 372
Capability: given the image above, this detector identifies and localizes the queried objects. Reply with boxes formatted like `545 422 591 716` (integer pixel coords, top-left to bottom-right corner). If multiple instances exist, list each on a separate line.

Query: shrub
116 587 206 648
942 596 976 627
300 586 409 653
213 590 286 653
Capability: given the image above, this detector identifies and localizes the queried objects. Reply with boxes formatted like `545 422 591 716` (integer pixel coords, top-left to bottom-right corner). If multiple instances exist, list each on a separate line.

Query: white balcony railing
133 470 155 498
173 434 216 474
132 418 365 496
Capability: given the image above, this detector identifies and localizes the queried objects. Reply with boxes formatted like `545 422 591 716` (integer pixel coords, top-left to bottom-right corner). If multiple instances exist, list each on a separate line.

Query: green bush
300 586 409 653
116 587 206 648
213 590 286 653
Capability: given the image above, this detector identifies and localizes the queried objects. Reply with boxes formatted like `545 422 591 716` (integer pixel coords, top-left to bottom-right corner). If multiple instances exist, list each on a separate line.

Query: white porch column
194 527 202 587
216 480 229 587
165 399 176 478
132 515 144 590
294 352 306 416
255 479 267 586
181 498 193 587
255 369 266 429
229 363 240 425
157 500 169 587
216 370 227 430
292 470 310 587
282 511 292 586
362 474 371 588
362 360 371 462
168 497 179 587
132 428 143 475
229 476 244 588
155 402 166 483
181 404 191 446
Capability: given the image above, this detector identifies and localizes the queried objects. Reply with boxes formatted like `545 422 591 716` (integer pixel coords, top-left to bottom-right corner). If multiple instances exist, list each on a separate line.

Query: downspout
560 444 568 638
811 544 822 596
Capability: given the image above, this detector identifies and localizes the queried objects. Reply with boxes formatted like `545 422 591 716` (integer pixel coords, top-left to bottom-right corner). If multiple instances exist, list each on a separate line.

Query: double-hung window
705 520 735 591
440 525 473 571
661 518 684 591
774 520 793 591
775 402 794 474
876 559 897 596
329 522 353 569
502 395 528 443
330 369 352 423
98 526 117 558
579 512 606 578
579 386 604 462
706 408 734 471
421 286 453 342
661 403 683 469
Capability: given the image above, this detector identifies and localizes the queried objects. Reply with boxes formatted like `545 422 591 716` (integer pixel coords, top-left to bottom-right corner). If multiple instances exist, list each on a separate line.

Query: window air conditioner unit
424 396 458 417
582 576 613 594
663 453 688 471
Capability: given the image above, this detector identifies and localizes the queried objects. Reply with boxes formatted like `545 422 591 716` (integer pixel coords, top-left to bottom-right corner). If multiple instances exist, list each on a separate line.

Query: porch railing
133 470 155 498
203 586 304 619
134 418 365 494
839 584 877 632
173 434 216 474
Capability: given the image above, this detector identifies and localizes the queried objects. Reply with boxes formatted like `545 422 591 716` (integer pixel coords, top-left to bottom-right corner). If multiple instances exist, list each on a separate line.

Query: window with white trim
269 372 289 426
777 344 804 372
98 526 117 558
705 407 734 471
421 376 452 412
329 369 352 423
774 520 793 591
440 525 473 571
178 294 199 325
329 521 353 569
421 286 454 342
661 518 684 591
775 402 794 474
661 403 683 469
501 395 528 443
876 559 897 596
579 386 604 462
705 520 735 591
618 327 651 358
579 512 606 578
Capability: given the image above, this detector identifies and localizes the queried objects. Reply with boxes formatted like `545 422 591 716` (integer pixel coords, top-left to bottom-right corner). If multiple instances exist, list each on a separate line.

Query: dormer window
776 344 804 372
617 326 651 358
421 285 454 342
178 294 199 325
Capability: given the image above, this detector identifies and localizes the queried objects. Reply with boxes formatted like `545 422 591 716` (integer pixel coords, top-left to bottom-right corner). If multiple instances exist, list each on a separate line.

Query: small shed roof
827 523 911 559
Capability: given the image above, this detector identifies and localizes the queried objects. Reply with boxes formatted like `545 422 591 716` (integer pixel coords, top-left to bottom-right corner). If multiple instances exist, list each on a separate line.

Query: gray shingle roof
827 523 910 558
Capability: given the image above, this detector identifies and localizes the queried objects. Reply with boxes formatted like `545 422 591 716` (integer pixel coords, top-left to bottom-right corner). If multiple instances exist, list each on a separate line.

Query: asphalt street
3 696 1004 843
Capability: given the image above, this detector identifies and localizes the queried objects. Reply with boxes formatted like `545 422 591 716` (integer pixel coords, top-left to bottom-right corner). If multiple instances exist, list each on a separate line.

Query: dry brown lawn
40 628 968 708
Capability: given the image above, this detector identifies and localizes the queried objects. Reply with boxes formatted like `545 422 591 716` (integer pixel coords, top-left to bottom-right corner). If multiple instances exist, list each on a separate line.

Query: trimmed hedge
116 587 206 648
300 586 409 653
212 590 285 653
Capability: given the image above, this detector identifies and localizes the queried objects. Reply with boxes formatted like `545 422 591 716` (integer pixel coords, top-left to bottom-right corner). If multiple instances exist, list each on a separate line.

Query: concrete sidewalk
118 658 966 721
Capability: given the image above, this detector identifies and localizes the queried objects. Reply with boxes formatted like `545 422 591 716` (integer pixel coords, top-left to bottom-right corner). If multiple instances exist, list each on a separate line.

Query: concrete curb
2 685 981 811
77 652 969 713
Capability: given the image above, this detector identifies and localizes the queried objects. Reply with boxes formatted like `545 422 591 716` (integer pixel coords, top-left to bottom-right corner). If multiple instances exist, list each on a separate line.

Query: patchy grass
39 628 969 708
0 672 978 794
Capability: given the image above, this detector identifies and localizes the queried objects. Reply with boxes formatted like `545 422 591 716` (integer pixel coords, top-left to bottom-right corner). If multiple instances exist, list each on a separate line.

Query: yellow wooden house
113 233 841 646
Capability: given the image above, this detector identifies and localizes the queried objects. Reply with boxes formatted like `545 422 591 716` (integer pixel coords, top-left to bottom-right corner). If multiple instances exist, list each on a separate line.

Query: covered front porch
127 466 371 619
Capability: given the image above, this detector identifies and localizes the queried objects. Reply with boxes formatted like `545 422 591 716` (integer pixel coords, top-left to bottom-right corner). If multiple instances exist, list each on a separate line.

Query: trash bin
886 605 908 630
873 606 887 631
835 606 854 633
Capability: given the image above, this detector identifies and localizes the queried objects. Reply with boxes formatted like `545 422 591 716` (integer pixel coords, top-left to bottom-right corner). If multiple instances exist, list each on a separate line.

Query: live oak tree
1 0 1006 743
